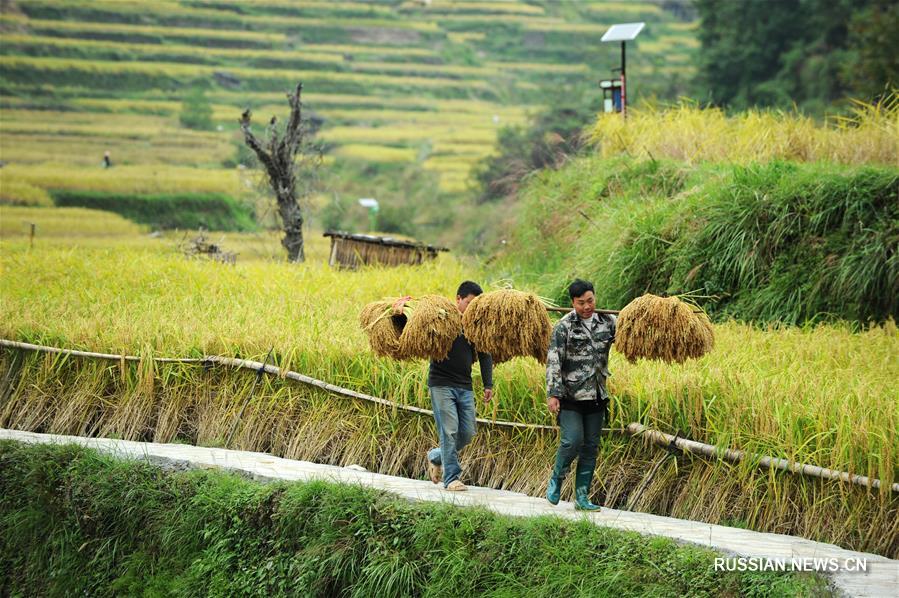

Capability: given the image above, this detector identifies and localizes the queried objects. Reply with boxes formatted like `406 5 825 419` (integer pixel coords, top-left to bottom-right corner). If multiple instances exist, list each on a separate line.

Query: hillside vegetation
497 99 899 326
694 0 898 112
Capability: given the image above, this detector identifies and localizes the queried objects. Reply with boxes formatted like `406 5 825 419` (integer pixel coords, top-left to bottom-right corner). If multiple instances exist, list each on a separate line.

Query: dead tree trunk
239 83 308 262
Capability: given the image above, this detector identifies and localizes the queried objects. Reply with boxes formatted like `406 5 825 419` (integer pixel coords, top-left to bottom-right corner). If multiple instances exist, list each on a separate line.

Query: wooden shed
324 231 449 269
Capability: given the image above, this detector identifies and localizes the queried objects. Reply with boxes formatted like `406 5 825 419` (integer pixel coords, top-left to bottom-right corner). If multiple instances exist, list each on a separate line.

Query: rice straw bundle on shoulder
615 294 714 363
398 294 461 361
462 289 553 363
359 295 461 361
359 300 407 360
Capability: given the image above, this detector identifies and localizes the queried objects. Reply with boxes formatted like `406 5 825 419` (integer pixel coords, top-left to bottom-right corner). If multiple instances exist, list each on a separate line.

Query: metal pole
621 41 627 119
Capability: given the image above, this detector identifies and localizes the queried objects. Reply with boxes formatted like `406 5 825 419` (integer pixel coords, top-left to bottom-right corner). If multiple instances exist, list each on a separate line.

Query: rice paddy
0 210 895 452
0 164 241 196
590 98 899 166
0 0 699 194
1 210 897 556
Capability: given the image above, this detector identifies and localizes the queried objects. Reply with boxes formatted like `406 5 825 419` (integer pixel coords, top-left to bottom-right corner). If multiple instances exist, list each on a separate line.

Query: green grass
52 190 257 232
0 440 830 597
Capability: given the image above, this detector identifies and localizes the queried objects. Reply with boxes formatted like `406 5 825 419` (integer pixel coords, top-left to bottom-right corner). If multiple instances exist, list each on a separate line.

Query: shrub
505 157 899 325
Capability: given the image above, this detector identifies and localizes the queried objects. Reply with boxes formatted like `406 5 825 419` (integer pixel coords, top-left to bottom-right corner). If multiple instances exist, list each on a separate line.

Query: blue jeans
427 386 476 487
553 408 605 478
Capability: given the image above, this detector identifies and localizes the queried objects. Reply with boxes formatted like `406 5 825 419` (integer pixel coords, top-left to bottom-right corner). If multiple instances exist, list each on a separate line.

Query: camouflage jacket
546 311 617 402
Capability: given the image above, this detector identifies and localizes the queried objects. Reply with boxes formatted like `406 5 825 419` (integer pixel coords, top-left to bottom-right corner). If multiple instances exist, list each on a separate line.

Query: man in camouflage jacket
545 279 616 511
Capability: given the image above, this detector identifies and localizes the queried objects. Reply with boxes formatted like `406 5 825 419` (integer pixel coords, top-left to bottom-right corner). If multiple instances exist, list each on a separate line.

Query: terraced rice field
0 0 698 196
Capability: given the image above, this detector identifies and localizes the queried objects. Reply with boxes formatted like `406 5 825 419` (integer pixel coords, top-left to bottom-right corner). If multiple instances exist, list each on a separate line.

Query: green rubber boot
573 469 600 512
546 454 571 505
546 474 564 505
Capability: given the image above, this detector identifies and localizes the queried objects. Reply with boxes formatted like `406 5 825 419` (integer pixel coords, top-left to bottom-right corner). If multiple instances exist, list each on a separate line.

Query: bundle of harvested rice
359 300 406 360
462 289 553 363
615 294 714 363
359 295 461 361
398 294 461 361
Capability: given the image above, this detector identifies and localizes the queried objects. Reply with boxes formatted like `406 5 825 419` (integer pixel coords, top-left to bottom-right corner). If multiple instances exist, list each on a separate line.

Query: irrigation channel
1 339 897 561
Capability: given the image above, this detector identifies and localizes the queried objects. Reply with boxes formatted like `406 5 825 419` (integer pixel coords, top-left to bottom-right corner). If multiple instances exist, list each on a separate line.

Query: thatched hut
324 231 448 269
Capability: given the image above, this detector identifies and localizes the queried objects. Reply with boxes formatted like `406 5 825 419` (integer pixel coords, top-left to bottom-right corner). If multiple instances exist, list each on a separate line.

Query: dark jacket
428 333 493 391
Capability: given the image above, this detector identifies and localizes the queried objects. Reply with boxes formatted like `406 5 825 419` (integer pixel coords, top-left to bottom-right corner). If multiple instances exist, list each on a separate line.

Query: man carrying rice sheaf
398 281 494 491
545 279 615 511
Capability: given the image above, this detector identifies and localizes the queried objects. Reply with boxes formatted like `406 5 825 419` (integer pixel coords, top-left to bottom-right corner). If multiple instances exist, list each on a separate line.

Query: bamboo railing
1 339 895 493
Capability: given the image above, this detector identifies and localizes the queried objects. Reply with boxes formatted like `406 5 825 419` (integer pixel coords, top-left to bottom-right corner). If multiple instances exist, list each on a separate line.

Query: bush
52 190 256 231
474 83 596 202
628 162 899 324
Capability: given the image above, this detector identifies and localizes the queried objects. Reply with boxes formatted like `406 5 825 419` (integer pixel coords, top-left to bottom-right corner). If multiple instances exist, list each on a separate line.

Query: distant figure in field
102 151 112 168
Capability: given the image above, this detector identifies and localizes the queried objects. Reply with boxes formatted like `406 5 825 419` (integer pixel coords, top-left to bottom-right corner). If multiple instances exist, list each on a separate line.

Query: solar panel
601 22 645 42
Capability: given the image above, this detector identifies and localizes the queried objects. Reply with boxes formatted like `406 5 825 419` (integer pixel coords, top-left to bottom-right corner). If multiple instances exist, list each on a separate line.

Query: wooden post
546 306 621 315
328 237 338 267
28 222 35 249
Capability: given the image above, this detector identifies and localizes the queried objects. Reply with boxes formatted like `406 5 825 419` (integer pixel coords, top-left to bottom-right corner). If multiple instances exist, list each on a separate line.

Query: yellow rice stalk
360 295 460 361
616 294 714 363
462 289 552 363
359 300 406 360
398 294 461 361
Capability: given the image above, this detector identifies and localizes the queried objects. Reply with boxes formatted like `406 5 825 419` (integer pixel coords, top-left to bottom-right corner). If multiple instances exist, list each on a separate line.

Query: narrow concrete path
3 429 896 597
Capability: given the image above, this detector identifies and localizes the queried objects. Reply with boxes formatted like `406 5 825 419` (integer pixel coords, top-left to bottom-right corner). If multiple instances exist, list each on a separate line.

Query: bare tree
239 83 315 262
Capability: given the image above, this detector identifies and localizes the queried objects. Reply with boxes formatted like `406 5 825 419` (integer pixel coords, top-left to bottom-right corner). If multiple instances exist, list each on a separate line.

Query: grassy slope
497 157 898 325
0 441 829 597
